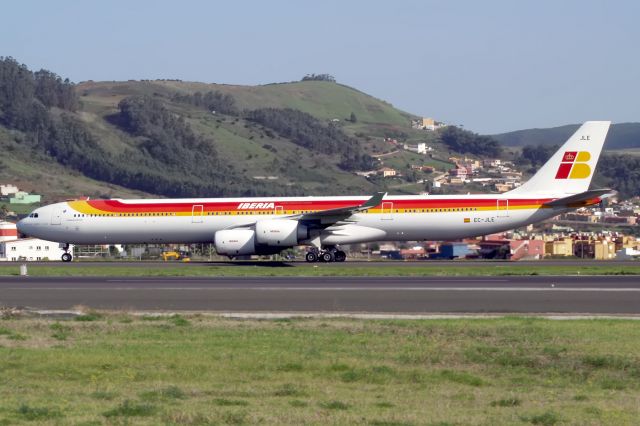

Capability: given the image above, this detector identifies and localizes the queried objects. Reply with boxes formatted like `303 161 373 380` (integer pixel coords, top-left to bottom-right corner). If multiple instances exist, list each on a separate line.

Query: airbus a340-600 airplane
18 121 614 263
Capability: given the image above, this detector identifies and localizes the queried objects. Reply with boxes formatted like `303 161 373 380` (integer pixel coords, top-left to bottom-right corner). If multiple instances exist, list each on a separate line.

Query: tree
301 73 336 82
171 90 238 115
0 204 9 220
519 144 558 168
349 112 357 123
437 126 502 157
245 108 375 171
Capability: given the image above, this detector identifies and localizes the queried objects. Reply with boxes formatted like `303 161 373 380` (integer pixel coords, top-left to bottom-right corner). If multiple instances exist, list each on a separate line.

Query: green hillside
4 55 637 205
146 80 414 126
0 126 149 200
76 82 383 197
0 57 504 205
492 123 640 150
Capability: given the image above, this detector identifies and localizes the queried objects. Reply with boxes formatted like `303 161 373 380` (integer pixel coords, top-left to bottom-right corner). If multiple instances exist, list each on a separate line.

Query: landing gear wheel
334 250 346 262
61 252 72 262
320 251 334 263
305 252 318 263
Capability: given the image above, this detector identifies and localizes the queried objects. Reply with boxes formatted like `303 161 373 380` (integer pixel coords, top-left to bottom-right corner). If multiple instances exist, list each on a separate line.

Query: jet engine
214 229 257 256
255 219 308 246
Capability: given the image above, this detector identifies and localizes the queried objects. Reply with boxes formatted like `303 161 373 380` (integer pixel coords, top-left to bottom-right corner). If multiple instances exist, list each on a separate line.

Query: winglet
355 192 386 211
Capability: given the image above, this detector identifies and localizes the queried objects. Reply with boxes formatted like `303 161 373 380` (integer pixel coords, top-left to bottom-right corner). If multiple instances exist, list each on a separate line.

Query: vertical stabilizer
508 121 611 196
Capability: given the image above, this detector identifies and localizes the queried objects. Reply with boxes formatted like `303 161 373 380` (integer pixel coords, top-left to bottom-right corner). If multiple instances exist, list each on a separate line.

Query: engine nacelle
214 229 256 256
255 219 307 246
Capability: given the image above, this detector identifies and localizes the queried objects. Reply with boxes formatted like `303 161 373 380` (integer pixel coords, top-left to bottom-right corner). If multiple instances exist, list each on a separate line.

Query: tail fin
508 121 611 196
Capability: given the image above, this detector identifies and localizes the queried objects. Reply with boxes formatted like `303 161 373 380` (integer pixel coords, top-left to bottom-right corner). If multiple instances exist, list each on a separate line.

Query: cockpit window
28 213 39 218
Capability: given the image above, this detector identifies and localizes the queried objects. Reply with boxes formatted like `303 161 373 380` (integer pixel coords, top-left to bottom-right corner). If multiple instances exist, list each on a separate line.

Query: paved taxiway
1 275 640 314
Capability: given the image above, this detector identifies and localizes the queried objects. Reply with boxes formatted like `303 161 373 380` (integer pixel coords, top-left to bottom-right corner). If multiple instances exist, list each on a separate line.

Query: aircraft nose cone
16 219 28 237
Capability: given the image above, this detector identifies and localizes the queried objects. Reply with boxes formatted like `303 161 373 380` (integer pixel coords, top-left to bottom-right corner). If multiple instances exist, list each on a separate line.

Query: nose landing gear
61 243 72 262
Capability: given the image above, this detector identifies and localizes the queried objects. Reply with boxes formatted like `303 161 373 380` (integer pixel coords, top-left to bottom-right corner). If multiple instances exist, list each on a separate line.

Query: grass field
1 263 640 277
1 314 639 425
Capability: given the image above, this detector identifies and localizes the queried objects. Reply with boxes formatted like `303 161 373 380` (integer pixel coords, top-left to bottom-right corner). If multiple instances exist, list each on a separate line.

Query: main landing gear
61 243 72 262
305 248 346 263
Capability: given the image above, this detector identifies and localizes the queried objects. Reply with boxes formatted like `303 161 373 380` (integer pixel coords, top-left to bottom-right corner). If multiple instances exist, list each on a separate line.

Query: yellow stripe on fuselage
67 200 547 217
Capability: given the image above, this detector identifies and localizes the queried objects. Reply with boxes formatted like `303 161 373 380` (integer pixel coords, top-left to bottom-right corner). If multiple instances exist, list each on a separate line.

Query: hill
73 79 419 197
5 57 506 204
492 123 640 150
0 58 422 202
149 80 413 126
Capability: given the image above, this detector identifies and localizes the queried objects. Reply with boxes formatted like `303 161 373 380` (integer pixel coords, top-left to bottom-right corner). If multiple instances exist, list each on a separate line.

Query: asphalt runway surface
2 275 640 314
3 259 637 268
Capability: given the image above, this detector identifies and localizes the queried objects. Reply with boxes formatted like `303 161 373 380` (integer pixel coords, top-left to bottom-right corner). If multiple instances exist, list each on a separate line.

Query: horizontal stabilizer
543 189 616 208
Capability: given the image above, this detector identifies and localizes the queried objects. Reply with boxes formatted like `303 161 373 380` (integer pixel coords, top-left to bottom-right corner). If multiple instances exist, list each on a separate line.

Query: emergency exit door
192 205 204 223
381 202 394 220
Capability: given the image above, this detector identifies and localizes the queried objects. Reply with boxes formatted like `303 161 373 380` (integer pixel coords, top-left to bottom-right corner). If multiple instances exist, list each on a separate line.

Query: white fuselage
17 194 562 246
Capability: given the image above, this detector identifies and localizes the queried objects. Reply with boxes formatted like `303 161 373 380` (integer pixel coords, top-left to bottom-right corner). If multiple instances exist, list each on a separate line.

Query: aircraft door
274 206 284 215
192 205 204 223
497 199 509 217
381 202 394 220
51 208 62 225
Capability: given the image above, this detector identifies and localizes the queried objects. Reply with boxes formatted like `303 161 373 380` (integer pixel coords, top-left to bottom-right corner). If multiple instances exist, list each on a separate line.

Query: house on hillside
494 183 514 193
449 166 468 179
411 117 447 131
379 167 397 178
403 143 432 154
483 159 501 168
0 184 19 197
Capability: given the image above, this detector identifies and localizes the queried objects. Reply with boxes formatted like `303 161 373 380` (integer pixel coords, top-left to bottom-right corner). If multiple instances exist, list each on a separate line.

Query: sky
1 0 638 134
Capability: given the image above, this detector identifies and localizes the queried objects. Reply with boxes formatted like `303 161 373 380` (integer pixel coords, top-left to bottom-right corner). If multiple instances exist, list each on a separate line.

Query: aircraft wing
223 192 386 230
543 189 616 208
289 191 386 224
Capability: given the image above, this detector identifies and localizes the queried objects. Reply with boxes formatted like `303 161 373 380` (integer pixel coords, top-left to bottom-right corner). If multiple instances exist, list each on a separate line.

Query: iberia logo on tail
555 151 591 179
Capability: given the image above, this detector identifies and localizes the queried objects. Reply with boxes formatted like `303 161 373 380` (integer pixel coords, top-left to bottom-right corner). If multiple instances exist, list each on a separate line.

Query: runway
1 275 640 314
4 259 636 268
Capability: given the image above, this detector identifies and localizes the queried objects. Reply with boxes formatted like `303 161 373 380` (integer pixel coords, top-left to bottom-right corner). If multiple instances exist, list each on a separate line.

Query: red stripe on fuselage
85 198 552 214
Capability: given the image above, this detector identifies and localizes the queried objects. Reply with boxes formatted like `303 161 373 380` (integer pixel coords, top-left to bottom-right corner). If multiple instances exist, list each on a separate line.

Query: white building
379 167 397 177
403 143 432 154
0 184 19 197
0 238 72 262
